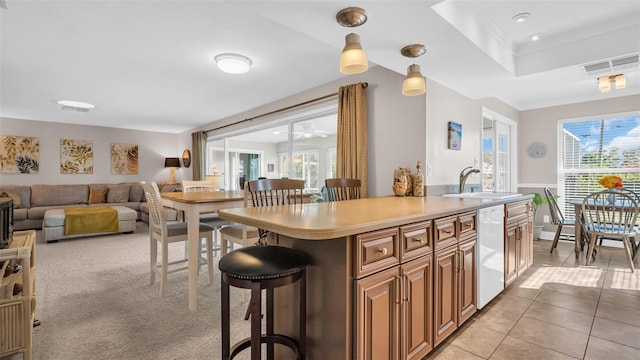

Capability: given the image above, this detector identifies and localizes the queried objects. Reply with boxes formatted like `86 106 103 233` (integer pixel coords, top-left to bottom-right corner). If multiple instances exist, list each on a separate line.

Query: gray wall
0 117 182 185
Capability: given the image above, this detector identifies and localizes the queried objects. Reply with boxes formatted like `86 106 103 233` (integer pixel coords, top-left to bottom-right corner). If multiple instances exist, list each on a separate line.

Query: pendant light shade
336 7 368 75
340 33 368 74
400 44 427 96
402 64 426 96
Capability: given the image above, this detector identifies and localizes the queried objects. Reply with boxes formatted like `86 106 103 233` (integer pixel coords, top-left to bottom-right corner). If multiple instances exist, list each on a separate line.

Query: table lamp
164 157 181 184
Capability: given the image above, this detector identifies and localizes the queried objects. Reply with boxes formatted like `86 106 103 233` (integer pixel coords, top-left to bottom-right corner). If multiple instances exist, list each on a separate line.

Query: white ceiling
1 0 639 134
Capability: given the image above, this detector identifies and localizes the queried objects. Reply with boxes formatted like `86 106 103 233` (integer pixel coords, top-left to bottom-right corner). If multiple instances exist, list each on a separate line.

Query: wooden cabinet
1 230 36 360
355 223 434 360
433 212 477 346
504 200 533 287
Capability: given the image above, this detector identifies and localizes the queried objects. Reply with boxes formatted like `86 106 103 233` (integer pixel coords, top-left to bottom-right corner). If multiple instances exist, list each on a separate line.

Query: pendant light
336 7 368 74
401 44 427 96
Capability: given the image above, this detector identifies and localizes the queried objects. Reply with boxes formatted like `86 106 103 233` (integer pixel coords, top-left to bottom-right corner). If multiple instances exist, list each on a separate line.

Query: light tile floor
426 239 640 360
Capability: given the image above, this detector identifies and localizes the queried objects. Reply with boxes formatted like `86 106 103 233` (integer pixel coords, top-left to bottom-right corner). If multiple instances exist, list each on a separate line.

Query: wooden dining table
160 190 245 311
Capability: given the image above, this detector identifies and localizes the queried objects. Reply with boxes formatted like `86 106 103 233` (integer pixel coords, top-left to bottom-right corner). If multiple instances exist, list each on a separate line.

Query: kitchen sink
441 192 523 199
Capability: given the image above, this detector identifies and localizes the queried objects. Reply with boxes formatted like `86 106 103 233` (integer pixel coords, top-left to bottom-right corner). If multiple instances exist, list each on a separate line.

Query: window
558 112 640 220
207 108 337 193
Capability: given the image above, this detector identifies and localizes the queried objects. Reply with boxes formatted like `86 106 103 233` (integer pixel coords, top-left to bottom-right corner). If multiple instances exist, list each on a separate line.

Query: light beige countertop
218 194 533 240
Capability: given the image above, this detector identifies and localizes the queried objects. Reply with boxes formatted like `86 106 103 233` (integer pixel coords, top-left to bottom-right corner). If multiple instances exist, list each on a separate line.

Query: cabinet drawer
506 201 528 219
434 216 457 250
458 212 476 240
400 221 433 261
355 227 400 278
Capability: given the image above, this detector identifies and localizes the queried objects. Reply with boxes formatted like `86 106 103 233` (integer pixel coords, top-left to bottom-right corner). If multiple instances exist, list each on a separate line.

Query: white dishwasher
477 205 505 309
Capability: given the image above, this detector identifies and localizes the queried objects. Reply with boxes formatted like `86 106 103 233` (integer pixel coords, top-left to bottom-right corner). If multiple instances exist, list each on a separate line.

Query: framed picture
267 163 275 172
448 121 462 150
60 139 93 174
110 143 139 175
0 135 40 173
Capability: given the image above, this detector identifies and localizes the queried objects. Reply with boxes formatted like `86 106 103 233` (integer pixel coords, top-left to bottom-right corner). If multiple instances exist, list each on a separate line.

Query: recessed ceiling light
57 100 95 112
214 53 252 74
530 33 545 41
512 13 530 23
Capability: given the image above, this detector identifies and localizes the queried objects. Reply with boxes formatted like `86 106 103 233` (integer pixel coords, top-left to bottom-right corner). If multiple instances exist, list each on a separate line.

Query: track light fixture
336 7 368 74
400 44 427 96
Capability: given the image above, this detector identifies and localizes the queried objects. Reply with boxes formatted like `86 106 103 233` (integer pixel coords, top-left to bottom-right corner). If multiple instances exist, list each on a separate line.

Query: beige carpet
6 222 253 360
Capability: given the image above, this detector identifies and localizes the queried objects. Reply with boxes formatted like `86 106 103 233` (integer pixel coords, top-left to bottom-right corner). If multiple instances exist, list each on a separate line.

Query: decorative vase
412 161 424 197
606 192 616 205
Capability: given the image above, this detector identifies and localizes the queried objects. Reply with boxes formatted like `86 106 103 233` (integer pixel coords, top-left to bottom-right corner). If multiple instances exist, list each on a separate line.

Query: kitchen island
218 194 533 359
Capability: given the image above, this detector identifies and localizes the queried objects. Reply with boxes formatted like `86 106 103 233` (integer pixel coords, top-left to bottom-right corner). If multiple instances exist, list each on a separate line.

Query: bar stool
219 245 309 360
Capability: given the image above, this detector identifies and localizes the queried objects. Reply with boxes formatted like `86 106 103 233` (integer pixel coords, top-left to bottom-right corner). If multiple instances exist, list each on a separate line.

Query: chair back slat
582 190 639 236
544 187 565 225
246 179 305 207
182 180 217 192
325 178 362 201
141 181 168 238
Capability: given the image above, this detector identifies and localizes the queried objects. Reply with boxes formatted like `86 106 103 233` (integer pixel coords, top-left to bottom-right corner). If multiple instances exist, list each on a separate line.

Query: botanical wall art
110 143 139 175
0 135 40 174
448 121 462 150
60 139 94 174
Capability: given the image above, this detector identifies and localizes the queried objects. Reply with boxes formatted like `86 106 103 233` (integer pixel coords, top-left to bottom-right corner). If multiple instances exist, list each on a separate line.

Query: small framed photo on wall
448 121 462 150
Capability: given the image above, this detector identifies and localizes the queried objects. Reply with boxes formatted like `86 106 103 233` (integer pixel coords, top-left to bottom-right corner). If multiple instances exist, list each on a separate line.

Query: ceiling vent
583 54 639 76
61 105 91 113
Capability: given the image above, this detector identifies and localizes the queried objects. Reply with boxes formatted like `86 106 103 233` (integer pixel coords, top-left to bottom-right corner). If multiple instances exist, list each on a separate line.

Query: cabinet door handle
456 251 460 273
460 250 465 272
403 275 410 302
395 276 402 304
377 247 388 256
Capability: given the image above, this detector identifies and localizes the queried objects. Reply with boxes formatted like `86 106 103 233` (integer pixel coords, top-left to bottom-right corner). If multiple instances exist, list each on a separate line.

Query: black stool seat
219 245 310 360
219 245 309 281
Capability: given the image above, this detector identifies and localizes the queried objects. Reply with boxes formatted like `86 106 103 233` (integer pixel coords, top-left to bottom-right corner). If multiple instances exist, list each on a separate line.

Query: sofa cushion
107 184 130 203
128 183 144 202
88 185 108 204
0 185 31 208
31 184 89 207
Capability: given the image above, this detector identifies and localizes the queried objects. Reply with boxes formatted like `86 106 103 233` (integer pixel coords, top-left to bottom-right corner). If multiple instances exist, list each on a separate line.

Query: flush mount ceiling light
530 33 545 41
214 53 252 74
598 74 626 93
400 44 427 96
511 12 530 23
336 7 368 74
57 100 95 112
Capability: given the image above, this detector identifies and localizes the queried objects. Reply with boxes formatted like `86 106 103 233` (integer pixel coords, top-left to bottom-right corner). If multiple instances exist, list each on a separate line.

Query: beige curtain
191 131 207 181
337 82 368 197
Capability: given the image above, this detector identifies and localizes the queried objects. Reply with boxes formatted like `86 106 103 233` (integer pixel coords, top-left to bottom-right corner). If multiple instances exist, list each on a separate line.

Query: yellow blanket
64 207 119 235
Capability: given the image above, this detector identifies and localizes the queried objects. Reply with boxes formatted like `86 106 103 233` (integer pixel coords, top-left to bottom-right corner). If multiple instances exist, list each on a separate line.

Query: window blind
559 113 640 220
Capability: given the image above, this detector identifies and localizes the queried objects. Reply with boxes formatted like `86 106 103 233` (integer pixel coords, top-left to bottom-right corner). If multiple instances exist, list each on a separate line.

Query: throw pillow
88 186 108 204
129 183 144 202
107 185 131 203
0 192 21 209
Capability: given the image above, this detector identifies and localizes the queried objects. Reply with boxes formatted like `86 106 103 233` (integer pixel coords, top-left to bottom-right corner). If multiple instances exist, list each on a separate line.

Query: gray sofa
0 182 179 231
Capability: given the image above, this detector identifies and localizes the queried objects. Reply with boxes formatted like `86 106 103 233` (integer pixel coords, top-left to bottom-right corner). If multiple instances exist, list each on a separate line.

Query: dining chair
218 185 260 256
325 178 362 201
141 181 216 296
582 189 639 272
545 187 588 254
596 188 640 250
221 179 305 252
181 180 230 257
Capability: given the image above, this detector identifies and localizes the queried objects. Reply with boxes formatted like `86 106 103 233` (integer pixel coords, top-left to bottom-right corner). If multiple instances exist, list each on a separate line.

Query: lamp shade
164 157 181 168
340 33 368 74
402 64 426 96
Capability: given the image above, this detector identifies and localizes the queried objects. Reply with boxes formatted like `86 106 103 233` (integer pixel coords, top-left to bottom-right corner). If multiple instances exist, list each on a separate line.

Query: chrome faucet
459 166 480 193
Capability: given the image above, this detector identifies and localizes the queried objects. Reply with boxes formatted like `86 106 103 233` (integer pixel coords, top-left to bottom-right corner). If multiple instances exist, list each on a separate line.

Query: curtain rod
204 82 368 134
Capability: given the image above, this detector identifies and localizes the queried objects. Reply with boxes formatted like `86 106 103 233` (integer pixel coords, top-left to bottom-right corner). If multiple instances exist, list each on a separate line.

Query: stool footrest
229 334 302 360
